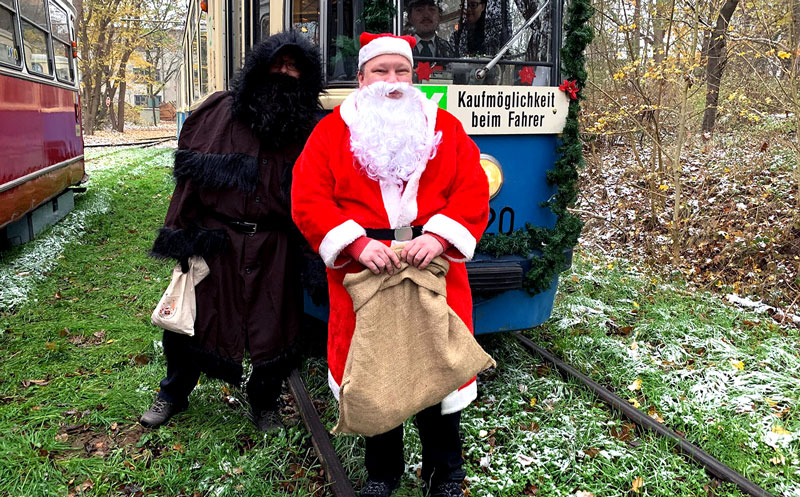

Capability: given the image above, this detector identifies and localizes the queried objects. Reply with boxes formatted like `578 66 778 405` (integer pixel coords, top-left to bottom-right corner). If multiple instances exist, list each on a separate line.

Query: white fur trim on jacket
423 214 477 260
319 220 366 268
328 368 476 416
441 380 477 414
328 369 341 401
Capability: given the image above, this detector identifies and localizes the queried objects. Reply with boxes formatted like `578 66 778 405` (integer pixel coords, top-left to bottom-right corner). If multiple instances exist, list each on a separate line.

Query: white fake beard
349 82 440 186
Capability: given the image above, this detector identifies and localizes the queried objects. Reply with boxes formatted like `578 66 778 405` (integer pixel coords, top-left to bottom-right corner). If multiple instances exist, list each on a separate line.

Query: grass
528 253 800 497
0 146 794 496
0 147 325 496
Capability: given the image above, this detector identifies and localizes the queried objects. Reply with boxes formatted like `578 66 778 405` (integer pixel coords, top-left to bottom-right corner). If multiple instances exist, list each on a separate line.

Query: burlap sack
333 251 495 436
151 256 210 336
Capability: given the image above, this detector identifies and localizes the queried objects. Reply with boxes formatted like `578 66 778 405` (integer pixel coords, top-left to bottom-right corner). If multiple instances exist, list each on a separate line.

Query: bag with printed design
151 256 210 336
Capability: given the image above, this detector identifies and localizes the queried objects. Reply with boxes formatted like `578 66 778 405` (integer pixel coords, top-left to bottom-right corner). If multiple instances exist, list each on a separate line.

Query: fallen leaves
610 422 635 442
769 453 785 465
627 379 643 391
22 379 50 387
631 476 644 493
647 406 665 423
729 359 745 371
771 425 791 435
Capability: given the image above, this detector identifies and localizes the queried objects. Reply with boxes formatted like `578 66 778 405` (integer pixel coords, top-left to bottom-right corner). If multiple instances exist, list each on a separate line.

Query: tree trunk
149 83 158 125
113 49 133 132
701 0 740 134
632 0 641 60
117 80 127 132
671 2 701 265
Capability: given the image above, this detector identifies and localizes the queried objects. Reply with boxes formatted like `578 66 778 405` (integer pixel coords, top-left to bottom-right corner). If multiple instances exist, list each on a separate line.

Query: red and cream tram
0 0 83 247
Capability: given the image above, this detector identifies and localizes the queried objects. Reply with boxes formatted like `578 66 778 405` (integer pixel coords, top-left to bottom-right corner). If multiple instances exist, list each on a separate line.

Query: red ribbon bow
559 79 580 100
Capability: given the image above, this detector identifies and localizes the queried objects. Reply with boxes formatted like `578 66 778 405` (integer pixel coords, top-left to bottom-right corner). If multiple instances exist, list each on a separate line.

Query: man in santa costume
292 32 489 497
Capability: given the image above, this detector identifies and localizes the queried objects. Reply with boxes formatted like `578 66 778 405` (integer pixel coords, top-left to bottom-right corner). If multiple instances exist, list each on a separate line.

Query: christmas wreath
475 0 594 294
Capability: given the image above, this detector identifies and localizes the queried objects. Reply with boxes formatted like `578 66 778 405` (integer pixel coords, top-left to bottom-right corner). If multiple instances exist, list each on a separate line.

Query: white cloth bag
151 256 210 336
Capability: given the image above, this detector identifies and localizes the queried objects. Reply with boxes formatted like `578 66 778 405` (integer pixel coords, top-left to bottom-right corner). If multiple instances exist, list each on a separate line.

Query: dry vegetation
576 0 799 312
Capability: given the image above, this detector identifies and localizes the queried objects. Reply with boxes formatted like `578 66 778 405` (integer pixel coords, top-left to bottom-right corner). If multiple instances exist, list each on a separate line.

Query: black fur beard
231 73 318 150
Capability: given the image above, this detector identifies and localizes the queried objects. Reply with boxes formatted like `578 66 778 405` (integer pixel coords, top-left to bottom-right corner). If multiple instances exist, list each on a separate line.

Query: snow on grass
0 147 174 313
533 251 800 495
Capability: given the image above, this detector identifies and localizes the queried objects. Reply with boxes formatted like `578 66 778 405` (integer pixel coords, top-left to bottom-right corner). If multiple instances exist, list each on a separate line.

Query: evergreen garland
475 0 594 294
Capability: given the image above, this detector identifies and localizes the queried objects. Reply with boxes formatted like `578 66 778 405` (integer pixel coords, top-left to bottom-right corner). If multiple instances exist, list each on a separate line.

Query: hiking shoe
251 408 284 433
426 481 464 497
359 478 400 497
139 398 187 428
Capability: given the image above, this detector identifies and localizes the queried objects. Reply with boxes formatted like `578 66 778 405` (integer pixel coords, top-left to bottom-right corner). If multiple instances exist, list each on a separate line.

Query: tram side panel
0 73 84 245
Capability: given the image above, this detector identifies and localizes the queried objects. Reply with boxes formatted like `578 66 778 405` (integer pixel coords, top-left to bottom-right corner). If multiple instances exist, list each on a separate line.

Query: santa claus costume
292 33 489 496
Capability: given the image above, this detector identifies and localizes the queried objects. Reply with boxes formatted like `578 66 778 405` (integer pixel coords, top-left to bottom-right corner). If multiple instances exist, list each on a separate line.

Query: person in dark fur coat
140 31 323 432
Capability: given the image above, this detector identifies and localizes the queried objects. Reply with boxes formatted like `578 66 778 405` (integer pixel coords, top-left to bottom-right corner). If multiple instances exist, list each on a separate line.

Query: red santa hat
358 32 416 69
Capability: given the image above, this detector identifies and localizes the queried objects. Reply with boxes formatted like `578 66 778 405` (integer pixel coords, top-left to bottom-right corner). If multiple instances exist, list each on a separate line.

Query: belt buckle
394 226 414 241
240 221 257 234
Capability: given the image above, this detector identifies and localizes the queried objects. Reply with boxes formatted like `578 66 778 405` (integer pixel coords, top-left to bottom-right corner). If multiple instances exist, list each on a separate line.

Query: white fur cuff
319 220 366 268
328 369 341 402
441 380 477 414
424 214 477 260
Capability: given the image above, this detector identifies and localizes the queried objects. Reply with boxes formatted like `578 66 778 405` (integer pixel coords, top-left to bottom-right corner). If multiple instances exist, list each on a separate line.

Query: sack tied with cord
333 250 495 436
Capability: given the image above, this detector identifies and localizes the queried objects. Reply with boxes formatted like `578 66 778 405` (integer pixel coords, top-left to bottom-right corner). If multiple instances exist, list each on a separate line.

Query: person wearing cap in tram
291 32 489 497
406 0 454 65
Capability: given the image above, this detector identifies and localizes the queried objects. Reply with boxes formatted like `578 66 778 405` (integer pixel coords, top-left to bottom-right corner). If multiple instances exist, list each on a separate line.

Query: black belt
365 226 423 241
207 212 289 234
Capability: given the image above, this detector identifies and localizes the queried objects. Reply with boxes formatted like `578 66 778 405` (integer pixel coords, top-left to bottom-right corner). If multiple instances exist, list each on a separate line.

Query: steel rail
83 136 175 148
513 332 775 497
288 369 357 497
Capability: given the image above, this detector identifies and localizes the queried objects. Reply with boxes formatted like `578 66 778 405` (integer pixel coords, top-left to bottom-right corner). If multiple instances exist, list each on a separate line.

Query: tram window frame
300 0 561 87
198 9 208 96
399 0 559 86
0 0 23 69
18 0 54 78
259 0 269 38
189 4 200 102
48 1 73 84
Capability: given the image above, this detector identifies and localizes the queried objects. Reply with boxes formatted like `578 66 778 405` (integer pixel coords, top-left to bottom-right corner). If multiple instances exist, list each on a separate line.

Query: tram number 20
487 207 515 235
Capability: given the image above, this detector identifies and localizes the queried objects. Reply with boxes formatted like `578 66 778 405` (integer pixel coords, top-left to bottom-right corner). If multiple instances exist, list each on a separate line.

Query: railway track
288 333 775 497
84 135 176 149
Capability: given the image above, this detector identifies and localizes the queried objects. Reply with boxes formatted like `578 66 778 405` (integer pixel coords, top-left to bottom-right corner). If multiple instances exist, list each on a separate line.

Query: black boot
359 477 400 497
250 408 284 433
425 481 463 497
139 398 187 428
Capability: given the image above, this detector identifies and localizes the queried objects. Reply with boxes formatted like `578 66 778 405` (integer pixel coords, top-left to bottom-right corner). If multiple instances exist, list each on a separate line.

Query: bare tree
701 0 740 134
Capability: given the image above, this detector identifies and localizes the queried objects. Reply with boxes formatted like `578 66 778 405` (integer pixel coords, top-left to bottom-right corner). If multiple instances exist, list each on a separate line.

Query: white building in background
124 29 182 124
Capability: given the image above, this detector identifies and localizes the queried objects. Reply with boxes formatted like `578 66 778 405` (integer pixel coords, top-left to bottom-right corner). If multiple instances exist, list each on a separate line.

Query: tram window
199 13 208 95
49 2 73 83
21 20 52 76
291 0 320 45
191 24 200 100
53 40 72 81
325 0 393 83
48 3 68 39
259 0 269 38
0 3 21 67
400 0 552 86
19 0 47 28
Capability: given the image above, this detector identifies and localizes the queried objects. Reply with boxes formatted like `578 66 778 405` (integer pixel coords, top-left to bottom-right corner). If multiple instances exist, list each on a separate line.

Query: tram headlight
480 154 503 199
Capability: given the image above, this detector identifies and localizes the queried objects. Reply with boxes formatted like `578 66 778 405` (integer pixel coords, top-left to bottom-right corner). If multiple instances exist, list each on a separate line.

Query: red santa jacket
292 93 489 414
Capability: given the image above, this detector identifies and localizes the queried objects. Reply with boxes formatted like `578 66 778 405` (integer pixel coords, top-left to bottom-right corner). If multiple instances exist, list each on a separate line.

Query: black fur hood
229 31 324 144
